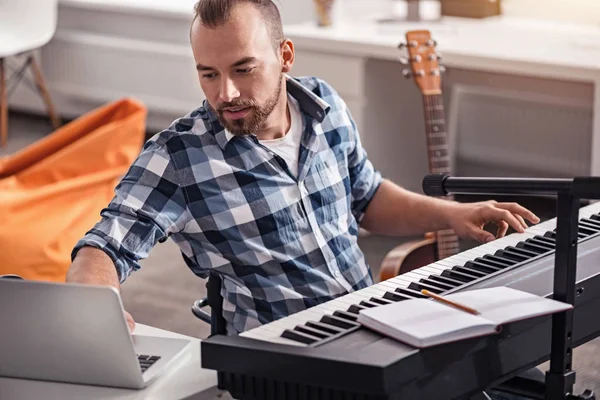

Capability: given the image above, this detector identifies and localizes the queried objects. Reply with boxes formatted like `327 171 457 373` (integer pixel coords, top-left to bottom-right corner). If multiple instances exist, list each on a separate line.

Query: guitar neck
422 94 450 176
422 93 460 259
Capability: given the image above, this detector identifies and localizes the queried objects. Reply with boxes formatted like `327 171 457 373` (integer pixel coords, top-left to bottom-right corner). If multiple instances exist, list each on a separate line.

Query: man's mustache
217 100 256 112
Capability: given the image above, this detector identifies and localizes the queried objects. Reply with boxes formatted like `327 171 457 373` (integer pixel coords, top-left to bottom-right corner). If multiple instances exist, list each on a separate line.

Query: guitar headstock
398 30 444 95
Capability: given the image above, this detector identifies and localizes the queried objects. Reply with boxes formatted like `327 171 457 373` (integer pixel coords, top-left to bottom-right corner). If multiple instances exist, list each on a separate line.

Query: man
67 0 539 337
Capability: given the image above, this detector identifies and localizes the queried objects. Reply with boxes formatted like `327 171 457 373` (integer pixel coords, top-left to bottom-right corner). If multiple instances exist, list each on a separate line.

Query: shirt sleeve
345 106 383 223
71 139 188 282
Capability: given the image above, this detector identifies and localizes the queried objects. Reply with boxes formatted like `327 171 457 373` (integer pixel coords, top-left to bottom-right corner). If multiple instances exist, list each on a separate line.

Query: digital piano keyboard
201 202 600 400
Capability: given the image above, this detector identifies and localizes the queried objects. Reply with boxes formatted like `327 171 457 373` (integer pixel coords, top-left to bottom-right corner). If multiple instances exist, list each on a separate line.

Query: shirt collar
208 75 331 150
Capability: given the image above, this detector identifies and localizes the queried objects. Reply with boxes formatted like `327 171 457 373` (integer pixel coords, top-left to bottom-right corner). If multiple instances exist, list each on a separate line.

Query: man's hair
193 0 284 51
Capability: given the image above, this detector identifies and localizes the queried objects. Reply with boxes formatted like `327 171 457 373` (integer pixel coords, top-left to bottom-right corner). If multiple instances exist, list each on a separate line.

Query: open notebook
357 287 572 348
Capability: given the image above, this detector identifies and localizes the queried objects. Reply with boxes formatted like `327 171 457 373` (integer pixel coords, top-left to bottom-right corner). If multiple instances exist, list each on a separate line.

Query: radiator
447 84 593 178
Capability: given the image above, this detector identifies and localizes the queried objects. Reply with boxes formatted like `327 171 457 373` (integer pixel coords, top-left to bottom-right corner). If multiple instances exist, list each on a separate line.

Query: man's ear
280 38 294 73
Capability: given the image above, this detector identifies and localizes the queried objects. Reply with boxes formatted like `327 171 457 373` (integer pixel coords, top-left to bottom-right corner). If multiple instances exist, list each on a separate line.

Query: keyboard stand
423 175 600 400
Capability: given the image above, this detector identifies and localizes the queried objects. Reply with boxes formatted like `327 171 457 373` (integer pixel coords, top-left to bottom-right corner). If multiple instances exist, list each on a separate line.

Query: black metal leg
546 193 579 400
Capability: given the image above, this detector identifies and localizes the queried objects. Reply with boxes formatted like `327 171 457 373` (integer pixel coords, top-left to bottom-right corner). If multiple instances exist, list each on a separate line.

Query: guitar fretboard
422 93 459 259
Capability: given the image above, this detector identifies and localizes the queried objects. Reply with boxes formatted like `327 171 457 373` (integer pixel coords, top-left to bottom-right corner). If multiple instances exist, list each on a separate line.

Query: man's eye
237 67 254 74
202 73 217 79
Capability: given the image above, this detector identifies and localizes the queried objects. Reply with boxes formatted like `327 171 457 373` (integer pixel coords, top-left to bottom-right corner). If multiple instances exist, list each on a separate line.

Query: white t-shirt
259 94 303 178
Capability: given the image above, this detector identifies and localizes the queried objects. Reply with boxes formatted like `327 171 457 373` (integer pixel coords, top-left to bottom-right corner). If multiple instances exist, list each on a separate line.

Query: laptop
0 278 192 389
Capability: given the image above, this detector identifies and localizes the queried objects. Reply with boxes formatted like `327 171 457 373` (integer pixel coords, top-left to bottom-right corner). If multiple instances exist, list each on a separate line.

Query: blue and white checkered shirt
72 76 383 334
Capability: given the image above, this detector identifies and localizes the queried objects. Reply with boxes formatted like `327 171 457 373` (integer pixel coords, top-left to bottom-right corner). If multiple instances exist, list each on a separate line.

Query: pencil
421 289 481 315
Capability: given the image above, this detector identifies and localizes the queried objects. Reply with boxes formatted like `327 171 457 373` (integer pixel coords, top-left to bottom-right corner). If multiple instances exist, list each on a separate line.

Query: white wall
275 0 314 25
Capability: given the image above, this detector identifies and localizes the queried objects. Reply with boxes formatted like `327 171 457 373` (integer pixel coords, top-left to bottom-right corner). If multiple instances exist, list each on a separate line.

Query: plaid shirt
72 76 383 334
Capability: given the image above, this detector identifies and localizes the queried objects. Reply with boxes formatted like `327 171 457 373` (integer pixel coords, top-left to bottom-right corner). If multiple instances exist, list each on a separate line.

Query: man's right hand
124 310 136 333
66 246 136 333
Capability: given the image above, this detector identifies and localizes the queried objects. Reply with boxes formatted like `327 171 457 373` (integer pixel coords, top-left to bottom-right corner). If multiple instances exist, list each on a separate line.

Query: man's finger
496 220 509 238
124 311 136 333
515 214 528 230
486 208 525 233
469 225 495 243
496 202 540 224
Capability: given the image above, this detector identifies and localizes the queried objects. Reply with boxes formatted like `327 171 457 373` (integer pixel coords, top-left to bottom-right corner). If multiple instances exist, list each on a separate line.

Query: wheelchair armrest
191 298 212 324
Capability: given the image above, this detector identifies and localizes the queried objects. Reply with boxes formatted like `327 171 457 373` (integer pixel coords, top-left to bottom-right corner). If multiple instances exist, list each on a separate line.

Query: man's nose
219 78 240 103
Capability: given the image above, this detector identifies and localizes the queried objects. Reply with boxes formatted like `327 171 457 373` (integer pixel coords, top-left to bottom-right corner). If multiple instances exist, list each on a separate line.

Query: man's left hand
446 200 540 243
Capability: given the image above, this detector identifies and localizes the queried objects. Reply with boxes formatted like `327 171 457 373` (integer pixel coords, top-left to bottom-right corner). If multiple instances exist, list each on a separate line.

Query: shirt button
334 270 341 277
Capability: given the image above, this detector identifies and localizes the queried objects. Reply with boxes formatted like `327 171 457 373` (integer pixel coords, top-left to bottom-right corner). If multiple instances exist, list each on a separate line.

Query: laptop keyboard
138 354 161 373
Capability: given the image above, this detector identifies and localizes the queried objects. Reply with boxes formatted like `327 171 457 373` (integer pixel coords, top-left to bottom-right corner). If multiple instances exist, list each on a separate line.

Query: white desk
0 324 227 400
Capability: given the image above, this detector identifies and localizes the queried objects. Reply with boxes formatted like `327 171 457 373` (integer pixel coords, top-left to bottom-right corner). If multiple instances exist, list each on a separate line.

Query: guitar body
378 233 437 281
379 30 460 281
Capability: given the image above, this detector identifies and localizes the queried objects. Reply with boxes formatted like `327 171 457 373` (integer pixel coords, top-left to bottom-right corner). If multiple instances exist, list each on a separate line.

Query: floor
4 110 599 396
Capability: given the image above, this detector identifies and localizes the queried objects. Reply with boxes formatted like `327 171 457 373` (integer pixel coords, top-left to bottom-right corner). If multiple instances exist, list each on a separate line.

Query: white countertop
0 324 221 400
284 15 600 82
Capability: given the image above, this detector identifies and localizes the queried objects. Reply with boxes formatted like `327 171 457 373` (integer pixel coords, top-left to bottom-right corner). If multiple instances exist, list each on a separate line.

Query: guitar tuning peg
398 42 407 49
439 65 447 73
398 56 409 65
428 54 441 61
426 39 437 47
402 69 412 79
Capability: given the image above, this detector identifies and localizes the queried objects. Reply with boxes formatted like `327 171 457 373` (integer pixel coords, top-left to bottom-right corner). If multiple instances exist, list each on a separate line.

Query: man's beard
214 77 283 136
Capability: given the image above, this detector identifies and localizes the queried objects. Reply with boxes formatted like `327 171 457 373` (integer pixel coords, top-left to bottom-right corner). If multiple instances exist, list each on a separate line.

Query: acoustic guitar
379 30 460 281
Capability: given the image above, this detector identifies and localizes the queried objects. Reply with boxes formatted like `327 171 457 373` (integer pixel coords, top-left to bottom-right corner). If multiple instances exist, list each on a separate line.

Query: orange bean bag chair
0 98 147 282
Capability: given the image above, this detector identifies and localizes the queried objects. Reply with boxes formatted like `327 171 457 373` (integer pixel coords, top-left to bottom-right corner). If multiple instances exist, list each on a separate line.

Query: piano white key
407 269 435 278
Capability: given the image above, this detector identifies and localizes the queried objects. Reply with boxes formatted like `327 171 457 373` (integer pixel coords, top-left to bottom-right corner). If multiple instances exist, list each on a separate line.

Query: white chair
0 0 62 148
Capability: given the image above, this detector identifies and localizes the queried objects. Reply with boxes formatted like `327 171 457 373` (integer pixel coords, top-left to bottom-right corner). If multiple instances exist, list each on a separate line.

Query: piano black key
590 214 600 222
516 241 549 254
545 231 556 239
395 287 428 298
580 218 600 228
419 278 455 291
533 236 555 246
579 225 597 236
441 269 478 282
359 300 381 308
321 314 359 330
347 304 366 314
282 329 319 345
452 265 487 278
525 238 554 250
429 274 464 287
383 291 412 302
482 254 517 266
504 246 540 258
464 260 503 274
306 321 344 335
473 257 511 270
408 281 444 294
495 249 528 262
579 219 600 230
333 310 359 322
295 325 330 339
370 297 393 305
